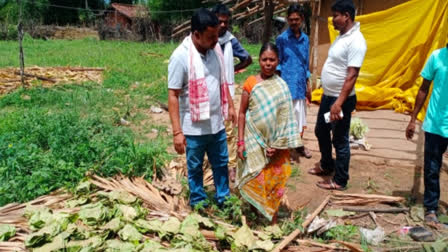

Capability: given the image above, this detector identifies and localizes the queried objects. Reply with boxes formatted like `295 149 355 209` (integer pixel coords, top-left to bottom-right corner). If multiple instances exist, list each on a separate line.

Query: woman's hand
238 144 246 160
266 147 276 157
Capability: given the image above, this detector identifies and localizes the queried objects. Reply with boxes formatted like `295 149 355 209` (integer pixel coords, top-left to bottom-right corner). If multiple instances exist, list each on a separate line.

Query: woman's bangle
173 131 183 137
237 140 245 146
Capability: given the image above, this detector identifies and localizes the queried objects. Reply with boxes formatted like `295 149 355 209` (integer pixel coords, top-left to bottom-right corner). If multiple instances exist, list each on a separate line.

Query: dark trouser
315 95 357 187
424 132 448 212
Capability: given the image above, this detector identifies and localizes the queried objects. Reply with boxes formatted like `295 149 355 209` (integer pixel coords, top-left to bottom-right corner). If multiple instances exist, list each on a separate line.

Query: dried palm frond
89 174 189 218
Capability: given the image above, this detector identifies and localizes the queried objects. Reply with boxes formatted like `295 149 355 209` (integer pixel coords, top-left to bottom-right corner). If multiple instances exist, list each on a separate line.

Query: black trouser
423 132 448 212
315 95 357 187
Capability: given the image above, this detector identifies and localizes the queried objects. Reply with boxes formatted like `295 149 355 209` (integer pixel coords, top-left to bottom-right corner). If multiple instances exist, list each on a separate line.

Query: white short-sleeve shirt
168 41 224 136
321 22 367 97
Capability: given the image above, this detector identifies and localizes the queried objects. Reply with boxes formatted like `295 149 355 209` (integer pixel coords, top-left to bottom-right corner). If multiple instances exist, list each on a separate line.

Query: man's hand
330 103 343 121
406 121 416 140
173 133 186 154
228 106 237 126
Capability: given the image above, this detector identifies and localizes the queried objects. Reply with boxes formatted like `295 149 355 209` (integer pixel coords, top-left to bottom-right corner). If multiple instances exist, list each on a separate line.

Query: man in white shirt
308 0 367 190
168 8 237 208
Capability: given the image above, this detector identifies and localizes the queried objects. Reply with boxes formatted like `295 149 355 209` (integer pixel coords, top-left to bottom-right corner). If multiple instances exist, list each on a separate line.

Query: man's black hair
212 4 231 17
287 3 305 17
331 0 356 21
191 8 219 33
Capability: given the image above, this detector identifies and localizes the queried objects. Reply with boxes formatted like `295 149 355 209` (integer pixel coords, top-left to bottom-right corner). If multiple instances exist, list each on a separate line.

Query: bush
0 24 17 40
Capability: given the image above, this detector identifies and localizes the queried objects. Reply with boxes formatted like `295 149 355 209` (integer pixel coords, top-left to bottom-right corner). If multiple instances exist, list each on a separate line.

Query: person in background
167 8 237 208
309 0 367 191
236 43 302 223
213 4 253 182
276 3 312 159
406 45 448 225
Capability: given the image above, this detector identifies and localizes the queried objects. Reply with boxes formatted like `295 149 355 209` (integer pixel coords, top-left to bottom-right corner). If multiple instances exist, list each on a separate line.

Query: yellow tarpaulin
312 0 448 121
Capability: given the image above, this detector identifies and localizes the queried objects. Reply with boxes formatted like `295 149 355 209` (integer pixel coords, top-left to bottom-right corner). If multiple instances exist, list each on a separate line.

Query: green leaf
325 209 356 217
25 223 62 248
116 204 138 222
160 217 181 235
26 207 53 230
214 225 227 240
118 224 143 242
263 225 283 239
232 224 255 249
138 240 163 251
32 232 69 252
79 202 110 226
104 239 137 252
438 215 448 224
0 224 16 241
75 181 93 195
252 240 275 251
102 218 123 233
98 190 137 204
180 214 201 238
134 219 163 234
66 236 103 251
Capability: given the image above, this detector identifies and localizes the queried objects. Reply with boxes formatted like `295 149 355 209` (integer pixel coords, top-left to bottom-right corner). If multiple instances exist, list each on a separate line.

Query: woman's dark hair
331 0 356 21
259 42 279 58
287 3 305 17
191 8 219 33
212 4 231 17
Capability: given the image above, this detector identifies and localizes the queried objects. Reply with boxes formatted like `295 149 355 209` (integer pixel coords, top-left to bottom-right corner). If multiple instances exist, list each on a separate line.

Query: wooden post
311 0 321 91
17 0 25 87
263 0 274 44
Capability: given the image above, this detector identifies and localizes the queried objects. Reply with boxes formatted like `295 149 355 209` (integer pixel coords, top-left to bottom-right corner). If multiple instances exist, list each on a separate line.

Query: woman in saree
236 43 303 223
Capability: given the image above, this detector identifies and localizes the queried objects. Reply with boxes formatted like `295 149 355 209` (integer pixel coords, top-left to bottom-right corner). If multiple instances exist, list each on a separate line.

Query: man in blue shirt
276 4 312 159
213 4 252 182
406 46 448 225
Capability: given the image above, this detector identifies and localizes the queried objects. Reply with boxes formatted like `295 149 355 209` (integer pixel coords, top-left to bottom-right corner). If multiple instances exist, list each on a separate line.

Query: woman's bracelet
237 140 245 146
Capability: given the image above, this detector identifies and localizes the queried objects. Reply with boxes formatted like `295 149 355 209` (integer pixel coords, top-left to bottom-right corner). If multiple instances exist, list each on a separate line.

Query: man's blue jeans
424 132 448 212
315 95 357 187
185 129 230 207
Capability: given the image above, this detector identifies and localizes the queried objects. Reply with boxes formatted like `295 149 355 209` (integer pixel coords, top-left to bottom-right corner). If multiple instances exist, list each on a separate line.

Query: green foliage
148 0 205 24
0 105 168 205
350 117 369 139
280 209 307 234
322 225 359 241
0 24 17 40
0 0 49 24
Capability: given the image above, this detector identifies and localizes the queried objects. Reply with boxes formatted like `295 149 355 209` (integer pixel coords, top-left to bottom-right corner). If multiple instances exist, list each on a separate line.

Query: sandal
308 164 333 176
316 179 346 191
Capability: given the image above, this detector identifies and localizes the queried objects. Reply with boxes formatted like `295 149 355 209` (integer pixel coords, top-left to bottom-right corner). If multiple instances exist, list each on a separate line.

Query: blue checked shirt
276 28 310 100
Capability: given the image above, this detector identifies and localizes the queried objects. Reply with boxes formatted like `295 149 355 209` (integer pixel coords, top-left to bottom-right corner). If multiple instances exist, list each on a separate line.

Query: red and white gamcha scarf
183 35 229 122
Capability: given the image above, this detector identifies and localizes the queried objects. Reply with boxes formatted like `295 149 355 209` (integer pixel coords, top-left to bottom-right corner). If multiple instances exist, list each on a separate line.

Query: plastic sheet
312 0 448 121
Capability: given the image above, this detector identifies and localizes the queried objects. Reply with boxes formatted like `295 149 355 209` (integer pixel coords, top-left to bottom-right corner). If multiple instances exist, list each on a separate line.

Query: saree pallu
237 75 302 221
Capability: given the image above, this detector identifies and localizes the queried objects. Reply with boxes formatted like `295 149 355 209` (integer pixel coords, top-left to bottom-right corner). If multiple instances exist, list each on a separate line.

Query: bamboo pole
311 0 321 91
17 0 25 87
